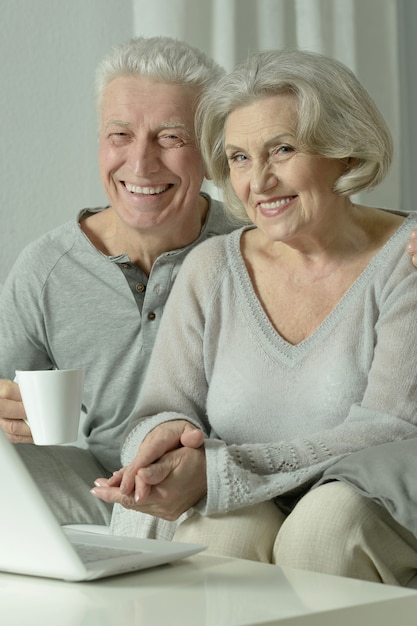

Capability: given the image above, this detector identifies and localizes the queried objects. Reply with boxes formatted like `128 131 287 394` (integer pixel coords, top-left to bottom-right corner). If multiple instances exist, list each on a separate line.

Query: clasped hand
91 420 207 521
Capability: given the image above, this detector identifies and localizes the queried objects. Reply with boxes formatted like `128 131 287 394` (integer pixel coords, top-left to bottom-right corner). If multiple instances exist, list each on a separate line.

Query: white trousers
174 482 417 586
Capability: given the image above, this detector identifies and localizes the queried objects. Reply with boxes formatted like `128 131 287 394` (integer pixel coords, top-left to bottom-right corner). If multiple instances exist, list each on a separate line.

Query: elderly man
0 36 236 525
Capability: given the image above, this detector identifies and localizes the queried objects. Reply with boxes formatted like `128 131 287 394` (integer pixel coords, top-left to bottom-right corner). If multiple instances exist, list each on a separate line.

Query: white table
1 554 417 626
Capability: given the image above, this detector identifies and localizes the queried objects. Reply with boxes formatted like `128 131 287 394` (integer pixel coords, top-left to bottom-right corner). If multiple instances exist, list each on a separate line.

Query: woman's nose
250 162 277 194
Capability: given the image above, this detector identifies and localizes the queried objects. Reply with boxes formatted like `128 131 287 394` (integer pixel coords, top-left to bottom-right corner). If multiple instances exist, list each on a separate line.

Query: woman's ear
345 157 360 170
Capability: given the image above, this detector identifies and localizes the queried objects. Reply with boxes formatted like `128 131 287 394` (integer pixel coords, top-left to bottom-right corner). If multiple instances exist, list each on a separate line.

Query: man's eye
159 134 184 146
109 132 128 139
107 132 132 146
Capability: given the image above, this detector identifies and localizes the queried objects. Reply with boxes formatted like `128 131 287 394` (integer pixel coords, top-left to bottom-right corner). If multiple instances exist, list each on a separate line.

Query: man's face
98 75 206 236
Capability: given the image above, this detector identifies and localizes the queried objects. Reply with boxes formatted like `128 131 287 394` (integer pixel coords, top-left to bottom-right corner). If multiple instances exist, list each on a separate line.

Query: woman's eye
228 153 247 163
272 145 294 158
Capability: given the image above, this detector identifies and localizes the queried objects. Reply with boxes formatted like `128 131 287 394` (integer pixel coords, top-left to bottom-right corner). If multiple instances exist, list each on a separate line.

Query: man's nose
128 141 160 176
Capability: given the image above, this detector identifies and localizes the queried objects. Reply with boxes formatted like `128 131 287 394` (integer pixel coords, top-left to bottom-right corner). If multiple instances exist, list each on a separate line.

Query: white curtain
133 0 408 210
134 0 364 69
398 0 417 211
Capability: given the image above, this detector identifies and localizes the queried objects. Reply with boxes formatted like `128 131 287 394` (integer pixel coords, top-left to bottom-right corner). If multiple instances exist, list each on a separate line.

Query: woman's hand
91 420 206 520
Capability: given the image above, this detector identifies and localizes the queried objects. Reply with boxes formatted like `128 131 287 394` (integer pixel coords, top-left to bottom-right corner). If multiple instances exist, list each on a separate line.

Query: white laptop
0 429 205 581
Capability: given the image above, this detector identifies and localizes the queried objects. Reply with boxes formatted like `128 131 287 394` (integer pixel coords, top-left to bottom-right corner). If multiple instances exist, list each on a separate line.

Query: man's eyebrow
104 119 193 134
158 122 193 135
104 119 132 131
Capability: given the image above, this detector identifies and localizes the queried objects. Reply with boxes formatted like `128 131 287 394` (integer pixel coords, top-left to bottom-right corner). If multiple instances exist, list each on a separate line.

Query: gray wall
1 0 415 285
0 0 133 283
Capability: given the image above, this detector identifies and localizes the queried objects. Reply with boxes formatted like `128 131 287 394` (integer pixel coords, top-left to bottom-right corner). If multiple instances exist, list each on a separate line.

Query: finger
180 428 204 449
106 468 125 487
93 477 112 487
0 387 26 421
131 453 180 502
90 486 136 508
0 379 23 404
134 473 152 502
137 458 174 486
120 435 171 490
0 417 33 443
406 240 417 254
119 462 141 494
129 459 174 502
136 426 182 467
136 419 200 468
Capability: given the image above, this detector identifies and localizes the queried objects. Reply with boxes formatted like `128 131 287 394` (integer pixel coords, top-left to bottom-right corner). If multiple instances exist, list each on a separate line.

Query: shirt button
147 312 156 321
135 283 146 293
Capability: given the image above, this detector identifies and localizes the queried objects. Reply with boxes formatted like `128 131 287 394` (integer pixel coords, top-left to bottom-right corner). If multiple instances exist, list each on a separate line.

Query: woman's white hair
197 48 393 223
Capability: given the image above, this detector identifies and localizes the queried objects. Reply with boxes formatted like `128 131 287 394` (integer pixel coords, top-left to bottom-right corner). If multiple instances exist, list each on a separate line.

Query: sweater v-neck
227 214 416 361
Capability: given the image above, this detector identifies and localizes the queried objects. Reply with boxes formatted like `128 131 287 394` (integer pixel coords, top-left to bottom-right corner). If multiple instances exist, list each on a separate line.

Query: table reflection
0 555 415 626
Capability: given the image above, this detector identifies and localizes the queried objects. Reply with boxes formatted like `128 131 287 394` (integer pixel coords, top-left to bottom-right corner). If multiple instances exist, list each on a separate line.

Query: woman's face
224 94 346 244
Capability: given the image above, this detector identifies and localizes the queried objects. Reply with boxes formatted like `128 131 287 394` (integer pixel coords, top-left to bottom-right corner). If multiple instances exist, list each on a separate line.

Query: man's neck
80 196 209 276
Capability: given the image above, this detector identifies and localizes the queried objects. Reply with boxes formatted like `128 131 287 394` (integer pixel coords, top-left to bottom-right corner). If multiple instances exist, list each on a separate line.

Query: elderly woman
94 50 417 585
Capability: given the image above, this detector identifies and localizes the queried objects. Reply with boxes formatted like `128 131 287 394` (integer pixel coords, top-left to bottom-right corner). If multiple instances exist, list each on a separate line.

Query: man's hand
0 379 33 443
91 419 206 520
406 229 417 268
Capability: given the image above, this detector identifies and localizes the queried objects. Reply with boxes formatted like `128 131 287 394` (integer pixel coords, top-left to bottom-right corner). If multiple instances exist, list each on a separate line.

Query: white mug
15 369 85 445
